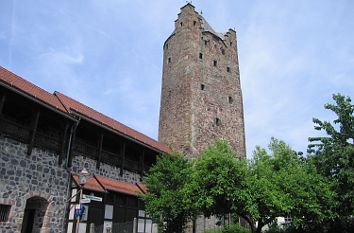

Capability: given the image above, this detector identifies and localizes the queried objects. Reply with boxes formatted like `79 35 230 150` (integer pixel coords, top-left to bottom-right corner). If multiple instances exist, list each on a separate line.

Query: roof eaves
68 109 169 155
0 80 76 122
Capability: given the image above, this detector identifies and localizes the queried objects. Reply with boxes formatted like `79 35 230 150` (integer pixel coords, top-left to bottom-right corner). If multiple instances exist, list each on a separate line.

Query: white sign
83 194 102 202
80 198 91 204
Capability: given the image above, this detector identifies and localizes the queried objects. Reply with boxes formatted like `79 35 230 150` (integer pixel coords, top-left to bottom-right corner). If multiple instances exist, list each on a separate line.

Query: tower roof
170 4 226 41
199 15 225 40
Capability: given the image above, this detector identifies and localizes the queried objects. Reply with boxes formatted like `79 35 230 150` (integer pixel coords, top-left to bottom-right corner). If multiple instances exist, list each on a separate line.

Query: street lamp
79 168 89 186
75 168 90 233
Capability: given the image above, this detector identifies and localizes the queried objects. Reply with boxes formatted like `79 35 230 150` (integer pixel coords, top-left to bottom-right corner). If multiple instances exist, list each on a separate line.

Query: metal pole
75 187 83 233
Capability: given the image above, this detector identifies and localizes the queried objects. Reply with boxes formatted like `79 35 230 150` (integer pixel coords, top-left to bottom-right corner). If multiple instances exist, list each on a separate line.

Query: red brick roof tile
0 66 67 113
54 91 170 154
72 174 106 193
73 174 146 196
96 176 144 196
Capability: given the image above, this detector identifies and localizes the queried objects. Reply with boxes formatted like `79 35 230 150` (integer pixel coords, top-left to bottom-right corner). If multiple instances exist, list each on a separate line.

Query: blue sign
74 204 86 218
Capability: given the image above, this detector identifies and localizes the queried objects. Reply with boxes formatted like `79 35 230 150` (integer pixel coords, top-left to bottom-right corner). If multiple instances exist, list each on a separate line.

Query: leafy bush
205 224 250 233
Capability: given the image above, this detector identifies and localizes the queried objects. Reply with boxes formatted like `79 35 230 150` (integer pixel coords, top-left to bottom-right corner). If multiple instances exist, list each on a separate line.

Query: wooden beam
27 110 40 155
0 94 6 115
139 150 145 176
68 123 78 167
120 142 126 176
59 123 69 165
96 133 104 169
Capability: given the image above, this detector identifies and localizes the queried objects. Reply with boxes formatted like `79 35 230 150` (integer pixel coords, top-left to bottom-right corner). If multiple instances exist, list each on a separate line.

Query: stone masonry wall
0 136 142 233
159 3 246 159
71 155 141 184
0 135 69 233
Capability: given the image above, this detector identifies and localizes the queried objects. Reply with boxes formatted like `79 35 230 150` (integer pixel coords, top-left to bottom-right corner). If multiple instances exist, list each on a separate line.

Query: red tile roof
55 91 170 154
72 174 106 193
72 174 145 196
0 66 68 113
0 66 170 154
96 176 145 196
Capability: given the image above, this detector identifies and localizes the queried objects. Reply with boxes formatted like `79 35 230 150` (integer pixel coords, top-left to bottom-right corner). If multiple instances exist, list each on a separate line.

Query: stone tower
159 3 246 159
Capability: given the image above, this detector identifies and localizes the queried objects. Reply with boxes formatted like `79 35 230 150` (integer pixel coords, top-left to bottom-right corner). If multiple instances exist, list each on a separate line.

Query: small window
180 22 183 27
201 84 205 90
228 96 233 104
213 60 217 66
215 118 221 126
221 48 225 55
199 53 203 59
104 205 113 219
193 21 196 26
227 67 230 72
168 57 171 63
204 40 208 46
230 41 233 46
0 204 11 222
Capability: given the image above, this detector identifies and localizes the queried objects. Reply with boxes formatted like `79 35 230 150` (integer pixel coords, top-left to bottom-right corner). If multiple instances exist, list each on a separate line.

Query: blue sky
1 0 353 157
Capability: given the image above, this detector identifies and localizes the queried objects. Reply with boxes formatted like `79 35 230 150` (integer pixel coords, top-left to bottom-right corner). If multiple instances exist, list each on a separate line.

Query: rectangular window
104 205 113 219
215 118 221 126
78 223 87 233
228 96 234 104
0 204 10 222
213 60 217 66
67 222 73 233
227 67 230 72
138 218 145 232
199 53 203 59
201 84 205 91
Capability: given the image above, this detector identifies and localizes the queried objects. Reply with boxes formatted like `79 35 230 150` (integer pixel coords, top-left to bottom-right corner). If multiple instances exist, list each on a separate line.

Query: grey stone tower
159 3 246 159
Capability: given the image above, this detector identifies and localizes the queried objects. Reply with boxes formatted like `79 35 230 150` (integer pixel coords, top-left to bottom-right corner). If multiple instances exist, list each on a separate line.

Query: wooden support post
27 110 40 155
120 142 126 176
96 133 104 169
68 123 78 168
0 94 6 115
59 123 69 165
139 150 145 176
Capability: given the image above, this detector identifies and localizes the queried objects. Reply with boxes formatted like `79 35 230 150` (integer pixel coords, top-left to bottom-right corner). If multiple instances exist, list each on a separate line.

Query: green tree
189 140 247 218
141 153 194 233
308 93 354 231
242 139 335 233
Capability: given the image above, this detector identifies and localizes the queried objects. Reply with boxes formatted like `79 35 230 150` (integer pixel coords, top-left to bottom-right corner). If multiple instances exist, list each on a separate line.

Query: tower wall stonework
159 4 246 159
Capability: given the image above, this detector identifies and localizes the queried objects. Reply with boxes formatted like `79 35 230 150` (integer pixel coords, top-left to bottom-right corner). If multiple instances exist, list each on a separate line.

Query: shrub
205 224 250 233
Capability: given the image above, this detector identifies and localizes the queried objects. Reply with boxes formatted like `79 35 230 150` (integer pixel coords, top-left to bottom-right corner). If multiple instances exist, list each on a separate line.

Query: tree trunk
241 216 256 233
255 223 263 233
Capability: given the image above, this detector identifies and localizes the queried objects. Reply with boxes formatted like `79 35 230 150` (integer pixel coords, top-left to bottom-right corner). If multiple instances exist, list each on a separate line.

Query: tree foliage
308 93 354 231
141 153 194 233
240 139 335 233
189 140 246 218
189 139 335 233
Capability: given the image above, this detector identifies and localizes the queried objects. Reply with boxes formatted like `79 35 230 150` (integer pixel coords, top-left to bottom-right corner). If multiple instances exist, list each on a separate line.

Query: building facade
0 66 169 233
159 3 246 159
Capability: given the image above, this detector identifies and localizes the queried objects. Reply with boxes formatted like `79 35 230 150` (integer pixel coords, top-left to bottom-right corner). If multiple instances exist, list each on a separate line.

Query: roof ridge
0 66 69 114
0 66 52 97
